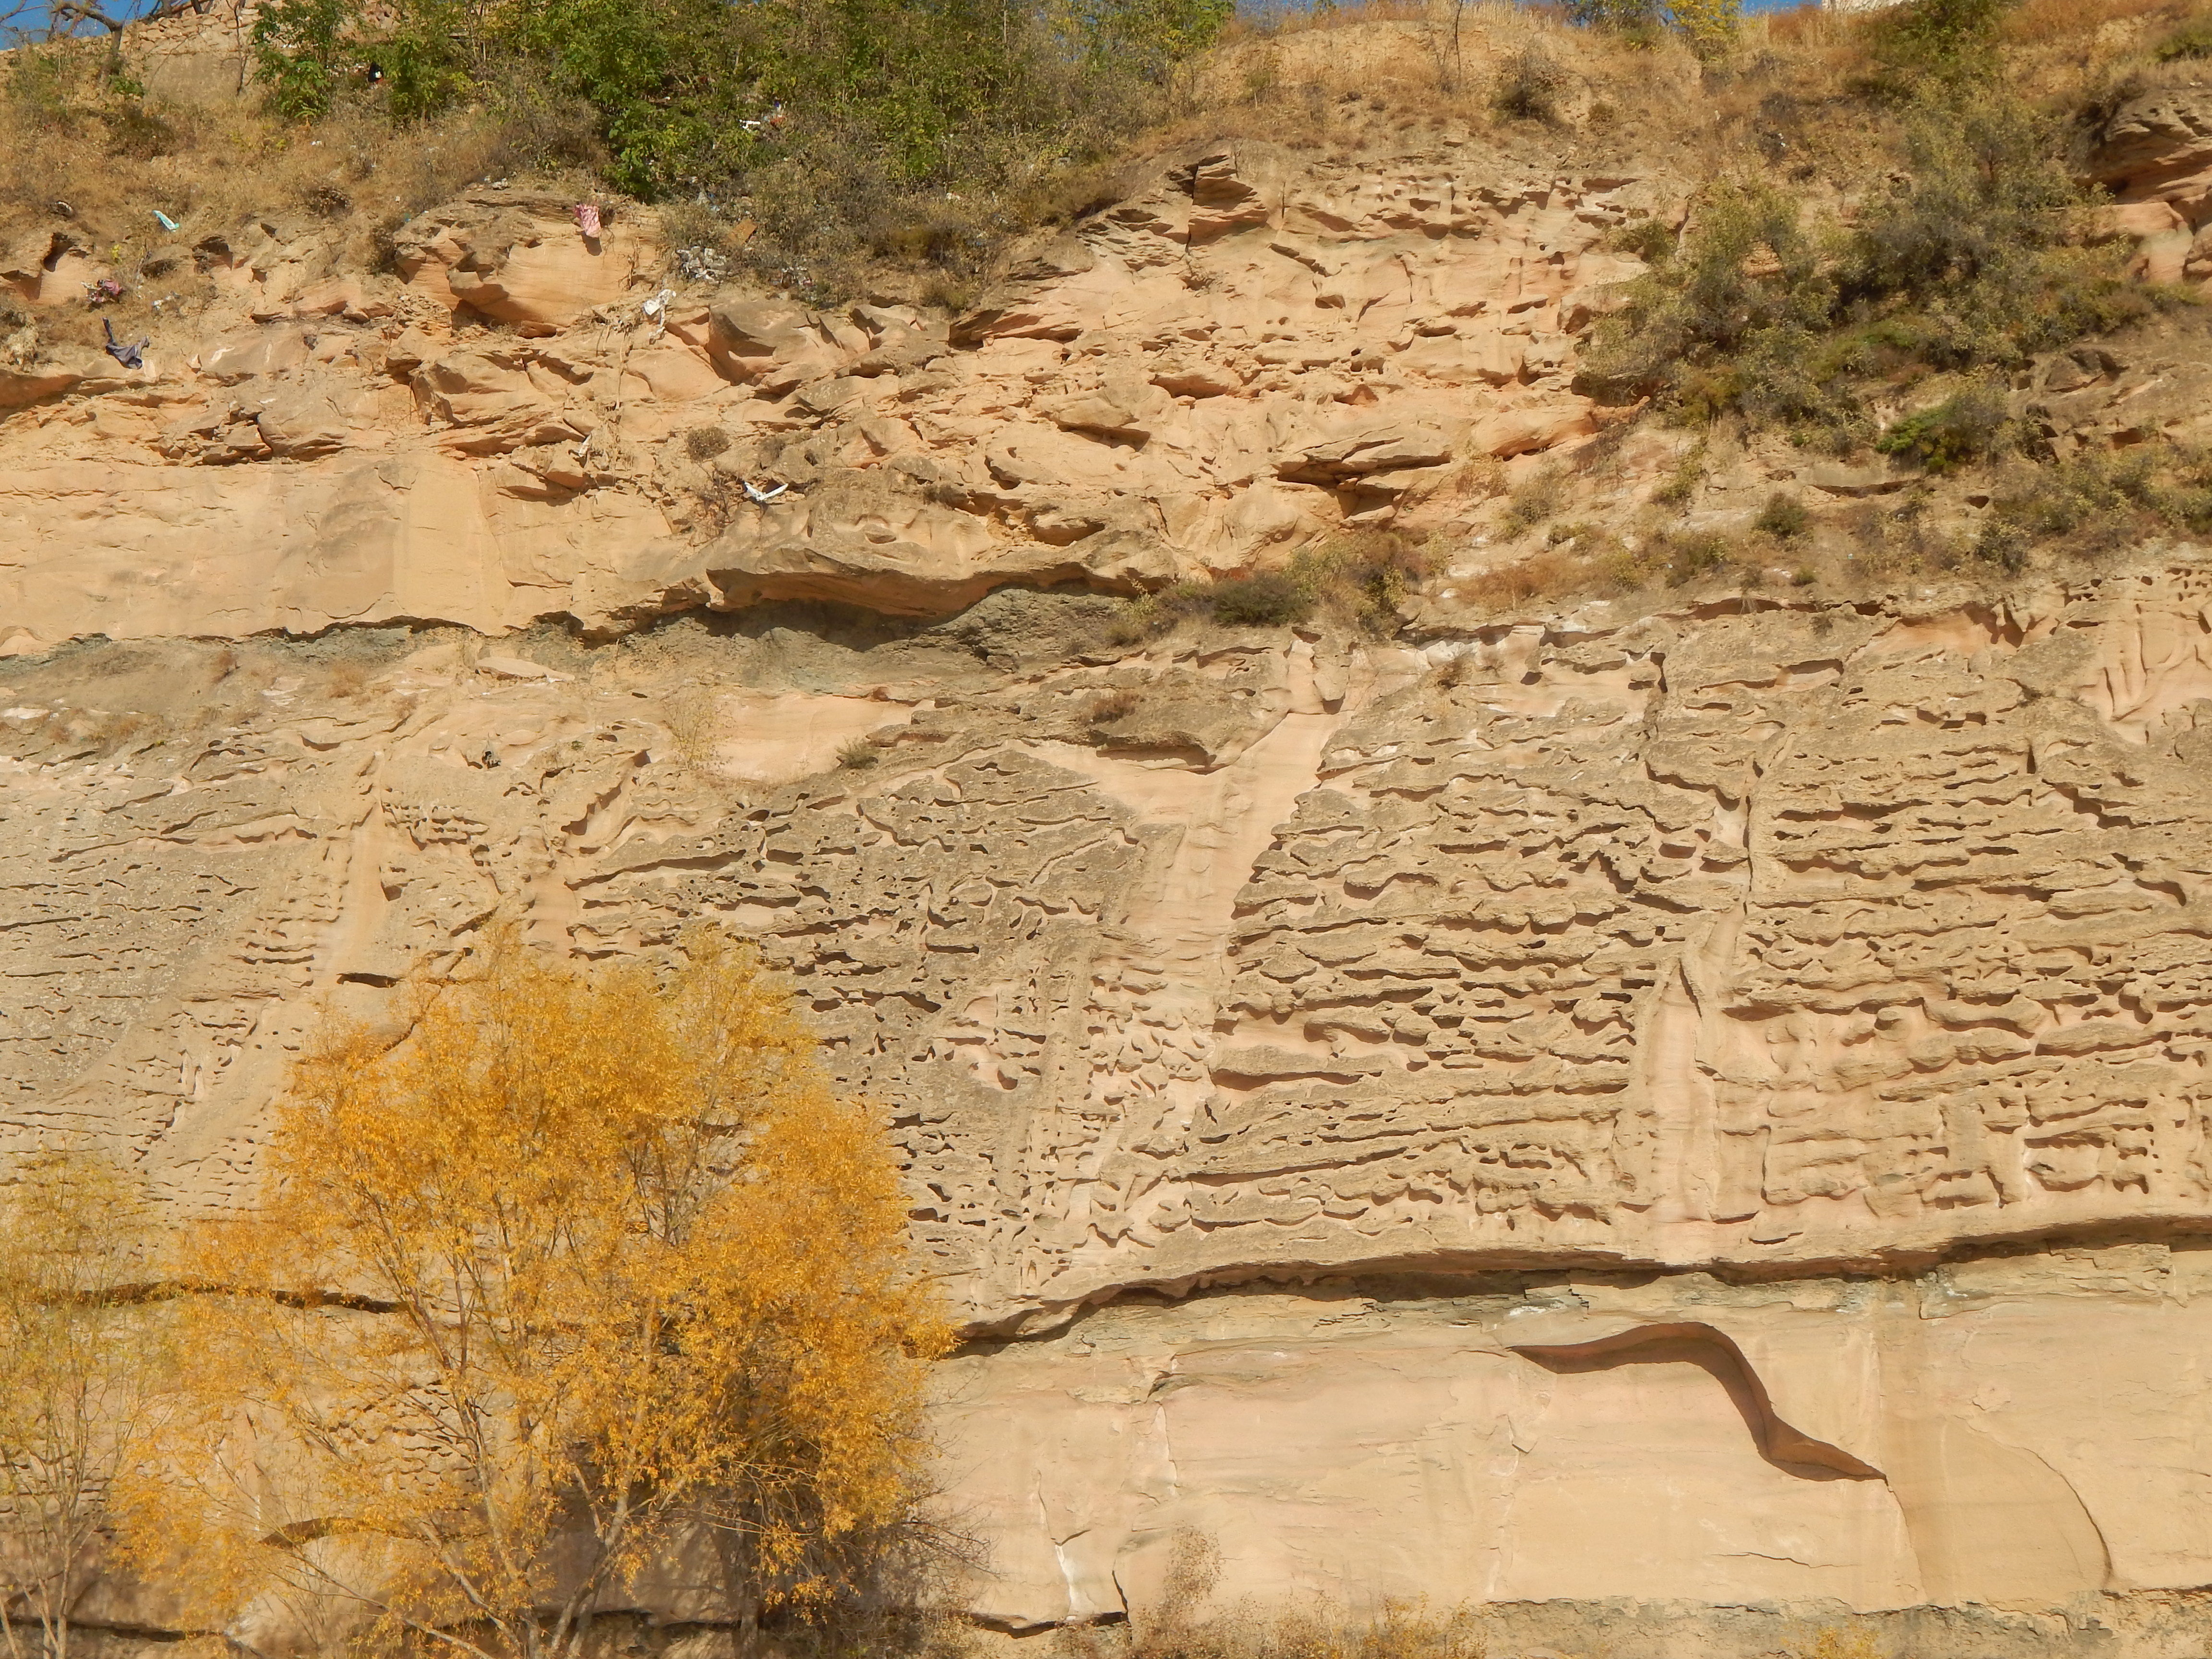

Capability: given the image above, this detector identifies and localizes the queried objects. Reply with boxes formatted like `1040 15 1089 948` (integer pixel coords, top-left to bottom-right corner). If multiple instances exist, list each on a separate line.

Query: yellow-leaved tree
126 934 945 1658
0 1150 174 1659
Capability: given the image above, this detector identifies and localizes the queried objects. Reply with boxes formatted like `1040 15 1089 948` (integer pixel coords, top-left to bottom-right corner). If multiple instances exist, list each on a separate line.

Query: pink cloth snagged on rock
574 203 603 239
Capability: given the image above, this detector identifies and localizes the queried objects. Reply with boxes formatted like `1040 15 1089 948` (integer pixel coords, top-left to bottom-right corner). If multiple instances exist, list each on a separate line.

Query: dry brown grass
1459 546 1599 610
0 44 602 353
1454 515 1815 612
1173 2 1684 153
1087 685 1143 727
1082 1535 1491 1659
1223 0 1431 41
1720 0 2211 151
660 686 723 774
323 659 372 700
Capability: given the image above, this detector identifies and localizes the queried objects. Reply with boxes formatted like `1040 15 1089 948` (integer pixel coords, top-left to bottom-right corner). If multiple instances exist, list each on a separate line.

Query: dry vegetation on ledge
1395 0 2212 617
9 0 2212 630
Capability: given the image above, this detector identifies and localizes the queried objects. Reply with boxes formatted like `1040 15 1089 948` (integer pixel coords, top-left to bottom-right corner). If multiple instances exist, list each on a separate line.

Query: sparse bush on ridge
1587 78 2152 443
2 0 1236 305
1489 45 1564 122
1113 533 1431 641
1755 491 1810 540
1567 0 1741 57
1502 467 1569 531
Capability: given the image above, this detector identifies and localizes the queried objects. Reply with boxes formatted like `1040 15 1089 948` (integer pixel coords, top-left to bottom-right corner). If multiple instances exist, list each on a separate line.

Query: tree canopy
126 935 944 1658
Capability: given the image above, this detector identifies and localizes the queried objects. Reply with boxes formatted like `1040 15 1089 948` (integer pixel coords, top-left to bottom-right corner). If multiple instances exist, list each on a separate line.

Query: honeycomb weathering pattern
14 566 2212 1314
587 572 2212 1330
12 453 2212 1653
15 24 2212 1642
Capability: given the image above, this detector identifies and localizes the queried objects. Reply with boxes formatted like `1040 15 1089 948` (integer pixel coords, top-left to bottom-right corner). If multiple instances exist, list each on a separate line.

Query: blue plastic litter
153 210 180 232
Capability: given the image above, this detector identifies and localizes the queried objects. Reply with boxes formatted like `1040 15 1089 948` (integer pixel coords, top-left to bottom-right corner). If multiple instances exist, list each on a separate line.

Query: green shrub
1841 93 2086 328
1863 0 2012 84
1652 448 1704 505
1972 517 2029 570
1979 444 2181 555
362 0 477 121
1609 217 1677 262
238 0 1236 294
252 0 355 120
2154 15 2212 60
1875 381 2012 470
1755 492 1810 539
1590 87 2130 436
1587 179 1834 402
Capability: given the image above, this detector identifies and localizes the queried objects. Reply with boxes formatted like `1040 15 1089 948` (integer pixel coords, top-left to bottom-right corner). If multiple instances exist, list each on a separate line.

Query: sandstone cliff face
13 30 2212 1656
13 567 2212 1650
0 120 1668 646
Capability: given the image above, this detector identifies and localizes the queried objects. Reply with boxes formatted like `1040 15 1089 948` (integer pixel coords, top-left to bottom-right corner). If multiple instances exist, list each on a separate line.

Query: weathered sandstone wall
0 114 1669 643
11 27 2212 1651
12 566 2212 1650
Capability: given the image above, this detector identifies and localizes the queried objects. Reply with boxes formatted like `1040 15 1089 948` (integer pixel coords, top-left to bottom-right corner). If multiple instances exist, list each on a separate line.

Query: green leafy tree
363 0 478 121
1668 0 1738 59
251 0 359 119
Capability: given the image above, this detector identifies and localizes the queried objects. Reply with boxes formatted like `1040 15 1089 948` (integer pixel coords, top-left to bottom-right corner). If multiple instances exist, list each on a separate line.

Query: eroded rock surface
0 138 1669 647
10 565 2212 1645
940 1255 2211 1631
15 35 2212 1649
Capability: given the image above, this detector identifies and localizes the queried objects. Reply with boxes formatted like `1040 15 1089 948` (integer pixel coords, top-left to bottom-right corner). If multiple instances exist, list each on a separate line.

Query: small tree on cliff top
127 935 945 1658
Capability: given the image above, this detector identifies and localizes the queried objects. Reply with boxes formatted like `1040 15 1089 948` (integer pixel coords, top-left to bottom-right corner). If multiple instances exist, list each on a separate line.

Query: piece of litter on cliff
743 479 788 504
101 319 148 369
677 243 733 283
153 210 180 232
86 276 123 307
640 286 676 337
574 203 603 239
741 102 786 132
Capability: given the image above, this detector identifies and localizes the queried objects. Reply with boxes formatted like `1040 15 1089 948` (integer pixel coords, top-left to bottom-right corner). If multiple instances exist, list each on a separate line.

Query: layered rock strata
13 34 2212 1654
0 137 1666 646
8 566 2212 1646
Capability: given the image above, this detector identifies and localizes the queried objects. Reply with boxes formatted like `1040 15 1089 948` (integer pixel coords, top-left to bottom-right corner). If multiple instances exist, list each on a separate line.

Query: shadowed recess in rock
1510 1321 1885 1480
